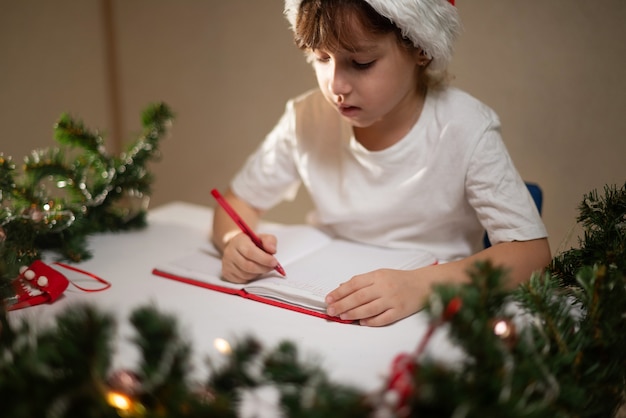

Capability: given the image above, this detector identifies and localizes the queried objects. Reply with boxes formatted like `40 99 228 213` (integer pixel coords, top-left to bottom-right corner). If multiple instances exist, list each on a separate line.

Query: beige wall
2 0 625 255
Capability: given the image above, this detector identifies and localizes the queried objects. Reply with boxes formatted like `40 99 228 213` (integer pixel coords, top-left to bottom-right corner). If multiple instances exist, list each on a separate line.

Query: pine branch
54 113 107 156
0 304 117 417
550 182 626 285
0 154 17 198
0 102 173 279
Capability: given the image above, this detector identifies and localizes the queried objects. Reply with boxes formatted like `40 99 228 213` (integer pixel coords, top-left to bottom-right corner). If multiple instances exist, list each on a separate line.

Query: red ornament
5 260 69 311
443 296 463 320
385 352 416 415
384 296 463 413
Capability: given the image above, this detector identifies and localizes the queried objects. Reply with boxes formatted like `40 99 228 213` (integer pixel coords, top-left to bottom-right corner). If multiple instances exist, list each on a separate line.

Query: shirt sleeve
231 100 302 210
464 123 548 245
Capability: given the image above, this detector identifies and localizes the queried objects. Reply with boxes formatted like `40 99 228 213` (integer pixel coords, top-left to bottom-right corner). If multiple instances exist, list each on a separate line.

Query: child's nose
328 67 351 97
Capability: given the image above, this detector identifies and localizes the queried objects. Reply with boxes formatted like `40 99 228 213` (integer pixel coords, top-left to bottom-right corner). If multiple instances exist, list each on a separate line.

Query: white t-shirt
232 87 547 262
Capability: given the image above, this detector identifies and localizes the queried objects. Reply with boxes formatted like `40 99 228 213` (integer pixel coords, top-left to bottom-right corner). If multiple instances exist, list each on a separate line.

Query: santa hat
284 0 460 72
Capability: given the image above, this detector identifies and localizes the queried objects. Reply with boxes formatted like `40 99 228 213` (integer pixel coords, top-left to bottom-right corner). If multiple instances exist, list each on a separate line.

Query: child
211 0 551 326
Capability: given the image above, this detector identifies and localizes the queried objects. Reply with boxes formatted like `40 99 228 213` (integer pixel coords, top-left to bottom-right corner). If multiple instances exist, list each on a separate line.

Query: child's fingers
258 233 278 254
325 276 375 316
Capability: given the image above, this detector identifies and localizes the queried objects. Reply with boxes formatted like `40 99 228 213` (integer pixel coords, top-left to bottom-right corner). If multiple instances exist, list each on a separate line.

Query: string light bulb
493 320 512 339
214 337 232 355
106 390 132 411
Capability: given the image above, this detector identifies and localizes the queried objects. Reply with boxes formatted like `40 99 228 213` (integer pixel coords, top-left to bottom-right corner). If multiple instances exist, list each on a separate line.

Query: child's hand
324 268 433 326
220 232 280 283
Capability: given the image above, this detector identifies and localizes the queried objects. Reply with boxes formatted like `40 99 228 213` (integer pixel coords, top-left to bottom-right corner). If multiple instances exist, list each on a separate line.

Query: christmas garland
0 103 173 296
1 107 625 416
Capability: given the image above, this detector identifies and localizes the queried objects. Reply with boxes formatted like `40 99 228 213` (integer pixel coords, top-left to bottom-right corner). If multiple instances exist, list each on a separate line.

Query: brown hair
294 0 410 52
292 0 448 89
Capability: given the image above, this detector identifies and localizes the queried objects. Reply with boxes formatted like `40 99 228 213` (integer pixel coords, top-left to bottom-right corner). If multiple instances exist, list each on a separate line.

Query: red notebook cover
152 268 354 324
152 224 437 325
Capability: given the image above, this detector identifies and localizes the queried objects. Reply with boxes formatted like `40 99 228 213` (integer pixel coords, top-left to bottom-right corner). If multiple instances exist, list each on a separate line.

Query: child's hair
293 0 407 52
285 0 460 90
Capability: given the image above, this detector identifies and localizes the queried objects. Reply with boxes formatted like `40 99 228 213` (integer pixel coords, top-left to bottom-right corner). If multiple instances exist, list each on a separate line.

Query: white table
9 201 458 392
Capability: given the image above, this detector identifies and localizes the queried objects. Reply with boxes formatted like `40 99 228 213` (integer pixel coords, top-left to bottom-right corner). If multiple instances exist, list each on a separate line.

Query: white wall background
2 0 625 255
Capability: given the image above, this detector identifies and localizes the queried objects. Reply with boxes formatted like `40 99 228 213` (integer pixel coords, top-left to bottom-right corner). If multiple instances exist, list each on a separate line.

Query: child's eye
309 50 330 64
353 60 375 70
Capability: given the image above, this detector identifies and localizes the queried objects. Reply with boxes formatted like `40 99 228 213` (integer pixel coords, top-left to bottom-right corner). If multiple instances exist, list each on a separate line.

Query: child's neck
353 91 426 152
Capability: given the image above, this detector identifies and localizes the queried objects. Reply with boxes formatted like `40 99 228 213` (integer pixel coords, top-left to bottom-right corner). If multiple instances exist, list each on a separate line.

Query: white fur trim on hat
284 0 460 72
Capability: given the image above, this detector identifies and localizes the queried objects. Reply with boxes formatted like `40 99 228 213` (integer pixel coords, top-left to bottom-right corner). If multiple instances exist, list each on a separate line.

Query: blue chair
483 182 543 248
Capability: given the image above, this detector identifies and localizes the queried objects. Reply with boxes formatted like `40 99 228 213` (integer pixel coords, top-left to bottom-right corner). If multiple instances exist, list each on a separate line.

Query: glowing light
106 391 131 410
493 320 511 338
214 337 232 355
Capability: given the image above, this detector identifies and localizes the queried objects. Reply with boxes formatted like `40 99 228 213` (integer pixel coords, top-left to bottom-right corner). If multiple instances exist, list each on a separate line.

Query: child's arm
325 238 551 327
211 189 279 283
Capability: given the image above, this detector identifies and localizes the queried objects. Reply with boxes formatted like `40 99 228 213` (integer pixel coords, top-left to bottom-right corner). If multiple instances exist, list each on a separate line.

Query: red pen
211 188 286 276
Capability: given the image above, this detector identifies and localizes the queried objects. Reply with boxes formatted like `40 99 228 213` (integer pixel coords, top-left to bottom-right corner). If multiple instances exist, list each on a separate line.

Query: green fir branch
0 102 173 279
54 113 107 155
0 154 17 200
549 182 626 285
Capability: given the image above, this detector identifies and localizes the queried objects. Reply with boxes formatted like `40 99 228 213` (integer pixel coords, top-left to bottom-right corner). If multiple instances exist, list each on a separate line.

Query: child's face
309 31 422 129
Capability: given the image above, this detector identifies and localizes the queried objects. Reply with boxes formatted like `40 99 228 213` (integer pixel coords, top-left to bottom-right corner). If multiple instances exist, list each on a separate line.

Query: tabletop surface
8 201 458 392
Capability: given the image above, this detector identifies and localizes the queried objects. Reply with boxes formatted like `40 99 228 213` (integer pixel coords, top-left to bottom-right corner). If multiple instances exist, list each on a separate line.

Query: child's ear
415 48 432 67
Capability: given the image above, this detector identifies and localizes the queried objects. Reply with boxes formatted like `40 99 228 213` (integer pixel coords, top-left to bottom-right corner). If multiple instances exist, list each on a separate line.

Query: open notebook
152 224 437 323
